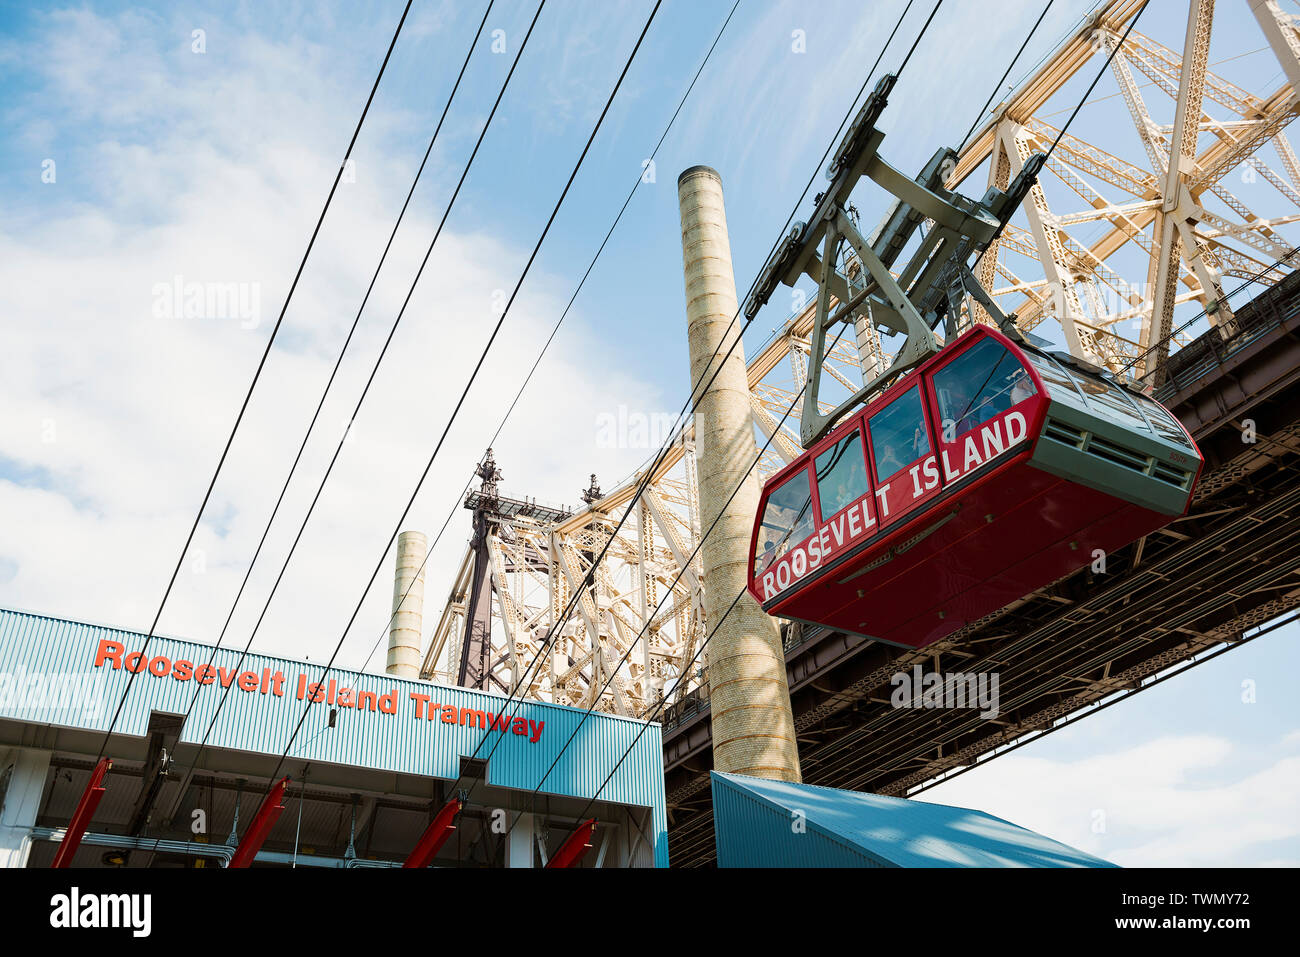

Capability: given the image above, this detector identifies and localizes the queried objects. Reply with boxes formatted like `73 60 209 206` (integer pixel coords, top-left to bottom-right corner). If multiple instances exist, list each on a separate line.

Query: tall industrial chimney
387 530 426 679
677 166 801 783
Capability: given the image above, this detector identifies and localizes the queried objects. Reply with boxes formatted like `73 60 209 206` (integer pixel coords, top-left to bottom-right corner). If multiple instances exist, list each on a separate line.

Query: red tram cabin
748 325 1203 650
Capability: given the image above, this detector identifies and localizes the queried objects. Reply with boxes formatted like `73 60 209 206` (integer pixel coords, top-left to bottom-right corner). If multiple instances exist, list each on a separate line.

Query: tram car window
754 468 815 574
868 385 931 481
815 429 871 520
932 335 1037 437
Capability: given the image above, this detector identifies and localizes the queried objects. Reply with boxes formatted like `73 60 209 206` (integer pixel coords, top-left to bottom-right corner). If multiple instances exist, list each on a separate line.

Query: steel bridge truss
952 0 1300 381
421 449 711 717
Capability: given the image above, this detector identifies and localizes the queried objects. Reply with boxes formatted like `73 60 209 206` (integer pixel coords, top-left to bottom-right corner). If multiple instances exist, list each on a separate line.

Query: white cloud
927 735 1300 866
0 4 661 674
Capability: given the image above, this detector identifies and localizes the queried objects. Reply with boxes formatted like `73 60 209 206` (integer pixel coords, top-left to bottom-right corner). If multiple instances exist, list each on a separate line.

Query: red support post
51 756 111 868
228 776 290 869
403 798 462 868
545 818 597 869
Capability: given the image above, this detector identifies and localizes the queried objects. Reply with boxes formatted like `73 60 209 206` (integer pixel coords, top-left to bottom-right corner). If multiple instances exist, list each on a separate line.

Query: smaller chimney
387 530 427 679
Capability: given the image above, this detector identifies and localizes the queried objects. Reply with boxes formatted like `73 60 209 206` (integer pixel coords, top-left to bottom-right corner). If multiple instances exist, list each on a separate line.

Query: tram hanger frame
746 74 1045 449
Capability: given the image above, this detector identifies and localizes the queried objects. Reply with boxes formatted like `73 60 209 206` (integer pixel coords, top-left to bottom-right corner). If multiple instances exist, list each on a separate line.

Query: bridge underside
663 276 1300 868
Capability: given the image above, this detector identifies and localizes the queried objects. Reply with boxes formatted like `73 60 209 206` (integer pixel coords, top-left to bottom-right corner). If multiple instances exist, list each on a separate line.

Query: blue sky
1 0 1296 865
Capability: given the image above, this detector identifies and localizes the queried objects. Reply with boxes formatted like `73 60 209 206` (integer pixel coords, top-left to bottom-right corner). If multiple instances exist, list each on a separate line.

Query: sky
0 0 1296 866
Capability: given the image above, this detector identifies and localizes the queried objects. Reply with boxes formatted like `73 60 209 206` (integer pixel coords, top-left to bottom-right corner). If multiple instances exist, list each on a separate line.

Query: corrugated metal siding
0 607 667 866
711 771 1114 868
712 773 888 867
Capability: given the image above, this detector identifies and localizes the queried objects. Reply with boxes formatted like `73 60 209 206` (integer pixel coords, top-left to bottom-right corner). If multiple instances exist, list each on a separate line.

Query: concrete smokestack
676 165 801 783
387 530 427 679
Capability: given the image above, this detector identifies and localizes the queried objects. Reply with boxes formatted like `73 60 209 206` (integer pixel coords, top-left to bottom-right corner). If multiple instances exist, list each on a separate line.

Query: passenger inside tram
1010 369 1035 405
815 430 872 519
876 440 906 477
934 338 1035 437
755 472 815 573
869 386 931 480
832 457 867 508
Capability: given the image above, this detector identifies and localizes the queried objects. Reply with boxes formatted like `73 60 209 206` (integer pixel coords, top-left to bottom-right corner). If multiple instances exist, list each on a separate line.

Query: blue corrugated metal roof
0 606 667 866
712 771 1115 868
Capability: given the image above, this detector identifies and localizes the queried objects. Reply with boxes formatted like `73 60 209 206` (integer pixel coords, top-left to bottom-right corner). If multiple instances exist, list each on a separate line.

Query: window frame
865 381 935 486
812 426 873 524
930 334 1037 443
752 464 817 576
